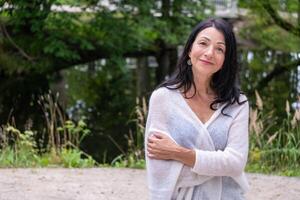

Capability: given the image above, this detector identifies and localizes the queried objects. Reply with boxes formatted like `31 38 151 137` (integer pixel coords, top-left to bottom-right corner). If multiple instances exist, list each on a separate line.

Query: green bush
247 92 300 176
0 122 97 168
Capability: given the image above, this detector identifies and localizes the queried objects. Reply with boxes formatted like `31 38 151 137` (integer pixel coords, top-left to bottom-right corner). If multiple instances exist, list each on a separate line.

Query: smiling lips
199 59 214 65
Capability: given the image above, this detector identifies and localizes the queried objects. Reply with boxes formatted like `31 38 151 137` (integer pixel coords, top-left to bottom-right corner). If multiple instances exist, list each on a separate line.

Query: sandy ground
0 168 299 200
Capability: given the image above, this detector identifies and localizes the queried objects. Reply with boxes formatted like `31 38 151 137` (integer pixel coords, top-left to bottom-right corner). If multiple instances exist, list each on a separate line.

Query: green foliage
247 93 300 176
60 148 96 168
1 0 299 175
0 124 39 167
0 1 211 163
43 38 81 61
0 0 210 74
111 97 147 169
0 147 38 167
239 16 300 52
65 57 136 162
246 162 300 176
111 154 145 169
238 0 300 121
57 119 91 147
0 118 96 168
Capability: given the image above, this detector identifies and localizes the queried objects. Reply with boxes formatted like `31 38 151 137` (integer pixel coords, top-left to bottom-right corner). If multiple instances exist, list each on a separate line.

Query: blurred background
0 0 299 174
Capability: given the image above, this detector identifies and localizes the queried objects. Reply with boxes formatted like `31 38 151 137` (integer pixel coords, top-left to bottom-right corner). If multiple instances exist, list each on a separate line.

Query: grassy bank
0 94 299 177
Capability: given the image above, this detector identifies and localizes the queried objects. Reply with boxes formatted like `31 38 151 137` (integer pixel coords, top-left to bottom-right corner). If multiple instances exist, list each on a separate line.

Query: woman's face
189 27 226 77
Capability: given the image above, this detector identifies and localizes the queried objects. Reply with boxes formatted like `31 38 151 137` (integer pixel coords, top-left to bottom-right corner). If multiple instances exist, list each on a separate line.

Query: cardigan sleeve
145 88 183 200
191 101 249 177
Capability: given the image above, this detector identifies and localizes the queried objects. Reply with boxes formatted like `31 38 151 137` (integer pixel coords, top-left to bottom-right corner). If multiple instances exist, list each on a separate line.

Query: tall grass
0 91 97 168
112 92 300 176
38 91 90 152
1 89 299 174
247 92 300 176
111 97 147 168
0 124 39 167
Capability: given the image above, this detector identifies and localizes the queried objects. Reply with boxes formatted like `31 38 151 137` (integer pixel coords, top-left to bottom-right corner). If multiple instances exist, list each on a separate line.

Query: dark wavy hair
158 18 246 115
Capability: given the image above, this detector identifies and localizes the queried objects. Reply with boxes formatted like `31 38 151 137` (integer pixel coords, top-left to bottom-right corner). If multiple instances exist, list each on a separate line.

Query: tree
238 0 300 94
0 0 211 161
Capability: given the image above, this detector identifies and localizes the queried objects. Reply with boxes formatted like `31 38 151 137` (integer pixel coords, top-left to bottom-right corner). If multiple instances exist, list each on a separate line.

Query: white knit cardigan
145 87 250 200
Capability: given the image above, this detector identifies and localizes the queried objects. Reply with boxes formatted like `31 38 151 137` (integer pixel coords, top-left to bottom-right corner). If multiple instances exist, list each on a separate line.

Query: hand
147 132 179 160
147 132 196 167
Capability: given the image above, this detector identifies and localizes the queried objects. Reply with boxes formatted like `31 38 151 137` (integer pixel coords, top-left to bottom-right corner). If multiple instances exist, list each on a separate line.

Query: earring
187 59 192 66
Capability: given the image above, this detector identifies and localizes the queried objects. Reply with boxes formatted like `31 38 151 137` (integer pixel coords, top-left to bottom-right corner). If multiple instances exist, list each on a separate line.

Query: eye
198 41 207 46
216 47 225 53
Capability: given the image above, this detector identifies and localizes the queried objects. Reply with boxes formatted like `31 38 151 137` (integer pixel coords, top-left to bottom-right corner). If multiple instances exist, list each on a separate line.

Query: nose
204 45 213 59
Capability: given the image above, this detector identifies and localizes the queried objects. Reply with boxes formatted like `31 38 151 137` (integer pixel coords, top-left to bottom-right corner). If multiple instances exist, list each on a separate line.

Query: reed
248 92 300 176
0 91 96 168
111 97 147 168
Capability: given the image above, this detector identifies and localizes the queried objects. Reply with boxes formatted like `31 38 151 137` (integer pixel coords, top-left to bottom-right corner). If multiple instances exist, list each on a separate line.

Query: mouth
199 59 213 65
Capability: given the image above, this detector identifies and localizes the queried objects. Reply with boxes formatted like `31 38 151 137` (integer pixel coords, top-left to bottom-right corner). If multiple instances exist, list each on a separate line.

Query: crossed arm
147 133 196 167
147 102 249 177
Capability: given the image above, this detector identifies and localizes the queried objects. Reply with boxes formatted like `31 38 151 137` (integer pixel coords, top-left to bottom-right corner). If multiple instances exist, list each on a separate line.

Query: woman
145 18 249 200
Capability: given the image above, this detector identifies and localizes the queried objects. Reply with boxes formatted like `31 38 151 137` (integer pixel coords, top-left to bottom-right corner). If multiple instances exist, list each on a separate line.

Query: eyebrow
199 36 225 46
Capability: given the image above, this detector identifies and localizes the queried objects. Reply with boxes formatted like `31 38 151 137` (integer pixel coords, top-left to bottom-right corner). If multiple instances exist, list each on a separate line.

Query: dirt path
0 168 299 200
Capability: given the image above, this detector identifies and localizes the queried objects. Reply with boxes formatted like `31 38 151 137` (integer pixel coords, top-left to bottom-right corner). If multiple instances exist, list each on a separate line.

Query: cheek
217 56 225 67
190 47 204 58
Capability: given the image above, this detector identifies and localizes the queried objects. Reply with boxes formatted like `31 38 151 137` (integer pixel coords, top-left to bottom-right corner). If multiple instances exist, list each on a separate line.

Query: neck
192 72 214 97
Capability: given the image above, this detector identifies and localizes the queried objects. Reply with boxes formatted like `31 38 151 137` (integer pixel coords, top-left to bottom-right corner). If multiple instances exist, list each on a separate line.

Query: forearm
147 133 196 167
191 147 248 176
172 146 196 167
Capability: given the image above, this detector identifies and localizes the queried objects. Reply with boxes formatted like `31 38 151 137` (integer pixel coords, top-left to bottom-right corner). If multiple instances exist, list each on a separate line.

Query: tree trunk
136 56 149 98
169 47 178 75
156 47 170 85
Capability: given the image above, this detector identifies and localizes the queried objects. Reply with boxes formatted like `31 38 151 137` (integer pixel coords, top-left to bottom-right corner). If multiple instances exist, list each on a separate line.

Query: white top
145 87 250 200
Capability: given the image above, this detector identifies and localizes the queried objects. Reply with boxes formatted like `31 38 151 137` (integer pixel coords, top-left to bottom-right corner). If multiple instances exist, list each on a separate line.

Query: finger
147 145 152 150
147 147 157 154
147 140 161 150
147 150 161 158
147 152 168 160
147 144 157 152
148 136 161 143
147 148 153 154
147 143 154 149
148 136 157 143
147 153 154 158
153 132 164 139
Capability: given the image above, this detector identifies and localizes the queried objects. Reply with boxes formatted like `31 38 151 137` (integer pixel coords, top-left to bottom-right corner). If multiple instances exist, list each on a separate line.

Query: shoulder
233 93 249 115
148 87 176 113
222 93 248 107
238 94 249 110
223 93 249 115
149 87 175 103
238 93 248 103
